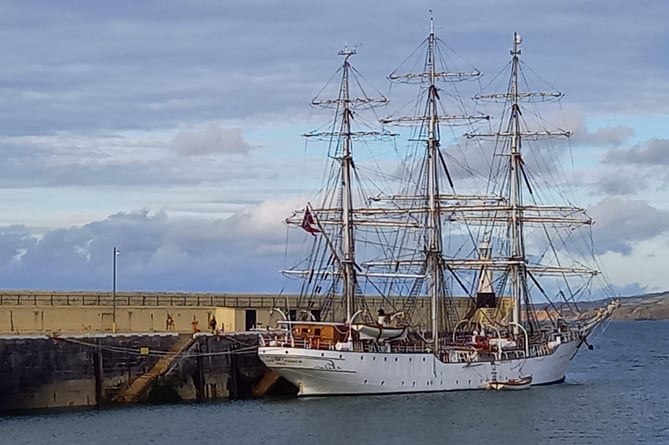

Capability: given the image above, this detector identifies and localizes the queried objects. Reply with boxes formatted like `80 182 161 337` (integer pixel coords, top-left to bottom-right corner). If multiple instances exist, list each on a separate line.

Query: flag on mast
301 207 321 235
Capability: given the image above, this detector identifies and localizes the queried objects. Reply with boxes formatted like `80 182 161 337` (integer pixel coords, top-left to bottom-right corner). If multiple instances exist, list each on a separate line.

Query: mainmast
383 15 486 343
509 32 524 335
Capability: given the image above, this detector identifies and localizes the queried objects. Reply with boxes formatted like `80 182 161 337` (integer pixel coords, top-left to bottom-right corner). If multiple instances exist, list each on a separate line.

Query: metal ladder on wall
115 334 196 403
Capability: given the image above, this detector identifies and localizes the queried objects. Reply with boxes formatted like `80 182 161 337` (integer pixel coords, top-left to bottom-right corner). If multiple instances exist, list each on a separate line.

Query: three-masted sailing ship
258 20 619 395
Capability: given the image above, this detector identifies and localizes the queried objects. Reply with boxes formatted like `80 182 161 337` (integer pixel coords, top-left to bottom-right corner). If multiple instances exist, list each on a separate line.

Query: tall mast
382 15 486 342
339 47 356 322
296 46 391 323
426 16 442 347
468 33 576 334
509 32 524 335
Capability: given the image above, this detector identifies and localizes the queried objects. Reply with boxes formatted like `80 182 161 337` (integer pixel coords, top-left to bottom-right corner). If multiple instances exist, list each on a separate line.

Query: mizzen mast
468 33 579 335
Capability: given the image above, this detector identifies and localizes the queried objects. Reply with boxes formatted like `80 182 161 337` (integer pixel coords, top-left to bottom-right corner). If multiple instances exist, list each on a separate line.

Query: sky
0 0 668 295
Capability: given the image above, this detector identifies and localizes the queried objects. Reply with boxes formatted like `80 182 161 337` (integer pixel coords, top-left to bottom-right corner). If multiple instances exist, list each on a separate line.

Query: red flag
301 208 321 235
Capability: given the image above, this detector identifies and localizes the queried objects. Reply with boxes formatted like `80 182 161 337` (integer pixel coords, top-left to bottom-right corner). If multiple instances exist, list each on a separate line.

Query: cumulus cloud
589 197 669 255
570 122 635 147
595 171 648 196
582 126 635 146
609 282 648 297
0 203 307 292
0 129 277 190
540 107 634 147
589 138 669 196
171 126 255 156
0 196 352 293
604 138 669 165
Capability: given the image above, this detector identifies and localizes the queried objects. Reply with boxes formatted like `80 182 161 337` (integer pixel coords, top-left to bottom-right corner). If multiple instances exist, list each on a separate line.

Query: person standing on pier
209 316 217 334
166 314 175 331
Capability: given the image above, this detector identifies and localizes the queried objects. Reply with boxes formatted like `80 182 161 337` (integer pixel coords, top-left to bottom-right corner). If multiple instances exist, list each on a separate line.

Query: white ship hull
258 340 580 396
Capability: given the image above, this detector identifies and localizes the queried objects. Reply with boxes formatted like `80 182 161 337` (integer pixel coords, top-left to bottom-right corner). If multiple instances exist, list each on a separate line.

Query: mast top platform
338 45 357 60
511 32 522 56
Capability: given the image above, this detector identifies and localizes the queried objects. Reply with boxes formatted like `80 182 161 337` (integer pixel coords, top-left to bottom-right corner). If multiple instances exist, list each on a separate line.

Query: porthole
360 356 364 360
381 381 385 385
384 357 388 362
395 357 398 362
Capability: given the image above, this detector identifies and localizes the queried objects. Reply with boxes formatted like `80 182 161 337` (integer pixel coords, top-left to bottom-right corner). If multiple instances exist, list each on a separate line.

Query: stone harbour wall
0 332 277 414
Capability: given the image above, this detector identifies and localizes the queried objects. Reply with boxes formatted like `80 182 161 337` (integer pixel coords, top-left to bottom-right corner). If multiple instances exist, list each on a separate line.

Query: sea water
1 321 668 445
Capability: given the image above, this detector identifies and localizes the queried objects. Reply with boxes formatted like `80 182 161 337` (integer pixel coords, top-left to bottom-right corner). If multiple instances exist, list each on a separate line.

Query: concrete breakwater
0 291 300 335
0 332 293 414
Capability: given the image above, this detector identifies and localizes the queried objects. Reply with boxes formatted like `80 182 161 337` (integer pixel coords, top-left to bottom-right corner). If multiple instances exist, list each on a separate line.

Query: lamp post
112 246 120 333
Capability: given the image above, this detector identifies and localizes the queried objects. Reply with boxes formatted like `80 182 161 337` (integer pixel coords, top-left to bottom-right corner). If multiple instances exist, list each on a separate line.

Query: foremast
337 47 356 322
291 47 391 322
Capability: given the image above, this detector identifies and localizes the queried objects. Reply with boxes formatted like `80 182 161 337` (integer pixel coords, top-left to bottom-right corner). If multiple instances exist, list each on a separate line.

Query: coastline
609 292 669 321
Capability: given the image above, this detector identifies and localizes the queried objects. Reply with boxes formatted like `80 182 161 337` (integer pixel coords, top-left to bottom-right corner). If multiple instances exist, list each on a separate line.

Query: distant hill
609 291 669 320
538 291 669 321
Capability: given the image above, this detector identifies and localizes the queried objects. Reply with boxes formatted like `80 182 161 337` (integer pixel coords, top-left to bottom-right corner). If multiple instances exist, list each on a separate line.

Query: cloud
0 129 279 189
595 170 649 196
608 282 648 297
580 126 635 147
0 226 36 264
1 196 665 297
0 0 666 140
0 0 668 294
596 237 669 294
0 200 312 292
589 138 669 196
604 138 669 165
171 127 254 156
562 110 635 147
589 198 669 255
